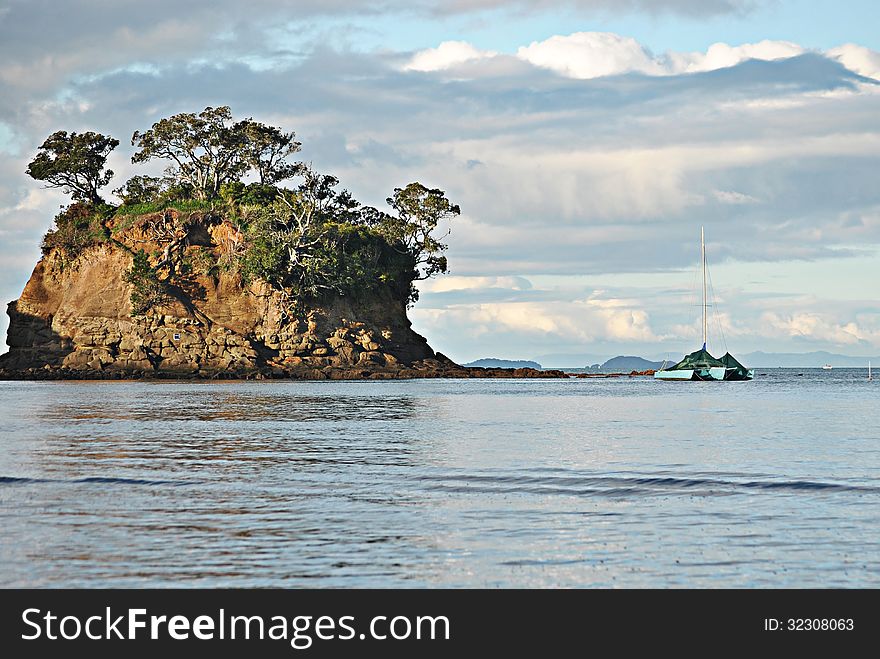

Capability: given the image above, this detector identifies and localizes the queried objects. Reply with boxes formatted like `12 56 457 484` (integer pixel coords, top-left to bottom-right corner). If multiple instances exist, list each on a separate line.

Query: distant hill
478 350 879 371
534 353 610 368
463 358 543 369
594 355 667 372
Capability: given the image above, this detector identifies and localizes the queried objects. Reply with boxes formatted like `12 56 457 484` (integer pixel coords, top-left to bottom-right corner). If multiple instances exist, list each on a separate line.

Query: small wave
413 471 879 498
0 475 196 487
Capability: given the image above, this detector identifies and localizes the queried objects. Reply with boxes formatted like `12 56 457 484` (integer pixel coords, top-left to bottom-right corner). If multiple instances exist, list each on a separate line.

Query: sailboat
654 227 754 382
869 361 873 381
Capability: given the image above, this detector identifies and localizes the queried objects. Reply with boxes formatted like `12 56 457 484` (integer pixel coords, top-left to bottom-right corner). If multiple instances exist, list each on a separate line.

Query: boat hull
654 369 695 380
723 368 755 381
654 366 730 381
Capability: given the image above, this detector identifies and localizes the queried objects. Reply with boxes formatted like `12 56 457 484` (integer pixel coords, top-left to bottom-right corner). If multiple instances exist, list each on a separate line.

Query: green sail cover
720 352 751 379
667 348 725 371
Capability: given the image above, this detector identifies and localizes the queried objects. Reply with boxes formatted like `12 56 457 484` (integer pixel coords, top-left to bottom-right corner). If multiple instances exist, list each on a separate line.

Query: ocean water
0 369 877 588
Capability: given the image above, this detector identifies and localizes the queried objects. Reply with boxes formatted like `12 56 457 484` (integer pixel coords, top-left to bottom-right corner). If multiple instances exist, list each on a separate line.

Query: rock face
0 214 566 380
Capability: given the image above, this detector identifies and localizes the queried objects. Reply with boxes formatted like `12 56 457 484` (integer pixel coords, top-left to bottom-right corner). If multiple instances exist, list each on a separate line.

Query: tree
241 167 342 293
26 131 118 204
240 121 302 185
131 106 249 201
383 182 459 281
238 165 403 306
131 106 304 200
112 175 168 205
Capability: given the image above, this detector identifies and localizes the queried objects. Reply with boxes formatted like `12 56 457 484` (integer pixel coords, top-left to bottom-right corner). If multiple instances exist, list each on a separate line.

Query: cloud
427 1 759 18
517 32 665 78
760 311 880 346
827 43 880 81
412 292 662 346
0 1 763 97
404 41 498 72
416 33 815 80
713 189 760 205
666 39 805 74
422 275 533 292
411 33 880 85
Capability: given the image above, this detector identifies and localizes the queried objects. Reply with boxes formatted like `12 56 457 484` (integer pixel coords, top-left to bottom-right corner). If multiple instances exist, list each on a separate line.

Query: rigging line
686 245 701 347
705 248 728 354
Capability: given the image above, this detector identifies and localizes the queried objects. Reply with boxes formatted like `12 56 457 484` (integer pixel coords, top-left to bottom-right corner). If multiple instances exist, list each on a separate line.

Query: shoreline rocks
574 369 656 378
0 363 570 381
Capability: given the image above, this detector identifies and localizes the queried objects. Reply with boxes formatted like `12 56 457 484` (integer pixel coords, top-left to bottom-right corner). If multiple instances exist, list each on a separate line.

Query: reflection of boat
655 227 754 382
822 364 833 370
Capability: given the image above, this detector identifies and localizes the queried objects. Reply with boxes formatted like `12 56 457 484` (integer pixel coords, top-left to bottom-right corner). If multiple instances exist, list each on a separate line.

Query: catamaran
654 227 754 382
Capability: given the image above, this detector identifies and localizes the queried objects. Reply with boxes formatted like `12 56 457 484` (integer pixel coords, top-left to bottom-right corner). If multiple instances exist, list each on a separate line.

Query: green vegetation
28 106 459 316
130 106 301 200
113 198 213 218
122 250 170 315
40 201 112 259
26 131 118 204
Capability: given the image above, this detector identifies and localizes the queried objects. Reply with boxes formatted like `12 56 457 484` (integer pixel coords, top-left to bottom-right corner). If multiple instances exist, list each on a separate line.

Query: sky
1 0 879 366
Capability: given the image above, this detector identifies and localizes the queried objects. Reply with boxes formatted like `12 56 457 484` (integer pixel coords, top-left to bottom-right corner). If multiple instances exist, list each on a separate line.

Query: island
589 356 667 372
463 358 543 369
0 107 566 380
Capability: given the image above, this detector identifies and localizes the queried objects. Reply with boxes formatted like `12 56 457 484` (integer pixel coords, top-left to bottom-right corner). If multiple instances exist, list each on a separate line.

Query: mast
701 226 707 350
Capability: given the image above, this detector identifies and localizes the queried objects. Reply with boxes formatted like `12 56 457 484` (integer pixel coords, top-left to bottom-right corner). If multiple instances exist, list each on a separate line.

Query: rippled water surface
1 370 878 587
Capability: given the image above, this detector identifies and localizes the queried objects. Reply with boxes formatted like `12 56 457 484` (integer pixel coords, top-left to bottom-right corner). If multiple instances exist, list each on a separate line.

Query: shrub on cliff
41 202 112 259
123 250 171 315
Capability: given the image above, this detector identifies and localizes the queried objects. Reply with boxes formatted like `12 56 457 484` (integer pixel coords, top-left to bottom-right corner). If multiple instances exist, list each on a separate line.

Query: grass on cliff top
110 199 217 235
114 199 215 218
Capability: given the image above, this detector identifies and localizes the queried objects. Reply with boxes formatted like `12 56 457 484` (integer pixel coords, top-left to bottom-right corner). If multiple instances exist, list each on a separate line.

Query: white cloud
517 32 665 78
408 33 813 80
404 41 497 72
713 189 760 205
827 43 880 81
411 33 880 82
412 292 662 344
421 275 532 292
760 311 880 345
667 40 805 74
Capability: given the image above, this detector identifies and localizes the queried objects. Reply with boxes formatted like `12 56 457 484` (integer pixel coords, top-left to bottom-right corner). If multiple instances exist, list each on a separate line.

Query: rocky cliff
0 212 564 380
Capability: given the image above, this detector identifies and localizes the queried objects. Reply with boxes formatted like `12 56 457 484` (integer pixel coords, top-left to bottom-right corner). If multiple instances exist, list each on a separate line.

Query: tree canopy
240 121 302 185
130 106 302 200
26 131 118 204
383 182 460 281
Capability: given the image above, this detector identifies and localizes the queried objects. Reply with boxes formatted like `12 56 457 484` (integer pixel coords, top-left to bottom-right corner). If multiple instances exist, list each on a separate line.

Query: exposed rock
0 217 569 381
